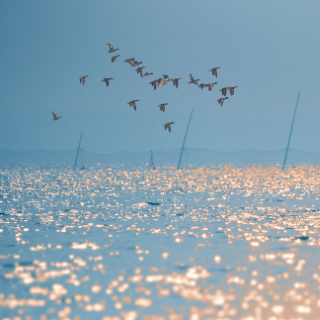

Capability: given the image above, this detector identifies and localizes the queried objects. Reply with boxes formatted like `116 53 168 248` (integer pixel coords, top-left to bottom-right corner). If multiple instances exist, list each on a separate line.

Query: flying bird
52 111 61 121
142 72 153 77
136 66 146 77
163 74 171 82
149 79 159 90
209 67 220 77
171 78 182 88
101 78 113 87
127 100 139 111
217 97 228 106
79 75 89 85
219 87 229 96
107 43 119 53
124 58 134 65
188 74 199 85
198 83 207 90
131 59 142 66
164 122 174 133
157 78 167 88
158 103 168 112
229 86 238 96
207 82 218 91
111 55 120 62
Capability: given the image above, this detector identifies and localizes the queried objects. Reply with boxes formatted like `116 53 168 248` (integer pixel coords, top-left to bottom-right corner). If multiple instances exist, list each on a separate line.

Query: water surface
1 164 320 319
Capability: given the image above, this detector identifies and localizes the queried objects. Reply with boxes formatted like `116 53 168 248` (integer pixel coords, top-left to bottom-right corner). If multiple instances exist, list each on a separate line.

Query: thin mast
150 150 155 170
177 108 194 170
282 92 300 170
74 132 83 170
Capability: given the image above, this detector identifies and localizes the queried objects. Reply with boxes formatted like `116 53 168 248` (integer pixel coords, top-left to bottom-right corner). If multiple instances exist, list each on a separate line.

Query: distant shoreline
0 148 319 166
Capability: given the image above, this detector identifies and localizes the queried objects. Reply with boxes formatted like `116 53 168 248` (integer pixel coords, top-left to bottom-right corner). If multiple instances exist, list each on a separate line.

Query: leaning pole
150 150 155 170
74 132 83 170
282 92 300 171
177 108 194 170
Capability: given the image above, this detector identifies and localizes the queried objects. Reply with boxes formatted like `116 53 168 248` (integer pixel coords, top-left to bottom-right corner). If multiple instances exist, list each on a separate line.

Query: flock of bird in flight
52 43 238 133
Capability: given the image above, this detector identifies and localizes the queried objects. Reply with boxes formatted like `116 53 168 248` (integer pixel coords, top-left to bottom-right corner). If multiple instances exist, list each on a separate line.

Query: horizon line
0 147 314 155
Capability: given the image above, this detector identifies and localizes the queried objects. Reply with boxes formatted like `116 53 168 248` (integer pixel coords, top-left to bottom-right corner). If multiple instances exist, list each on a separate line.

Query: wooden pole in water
74 132 83 170
150 150 155 170
177 108 194 170
282 92 300 170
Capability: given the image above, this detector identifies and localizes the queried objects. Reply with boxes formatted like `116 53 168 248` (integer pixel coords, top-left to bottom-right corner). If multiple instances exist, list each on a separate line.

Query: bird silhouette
219 87 229 96
208 82 218 91
136 66 146 77
149 79 159 90
157 78 167 88
142 72 153 77
124 58 134 65
229 86 238 96
188 74 199 85
111 55 120 62
217 97 228 106
79 75 89 85
198 83 207 90
52 111 61 121
101 78 113 87
164 122 174 133
127 100 139 111
158 103 168 112
163 74 171 82
107 43 119 53
209 67 220 77
131 58 142 66
171 78 182 88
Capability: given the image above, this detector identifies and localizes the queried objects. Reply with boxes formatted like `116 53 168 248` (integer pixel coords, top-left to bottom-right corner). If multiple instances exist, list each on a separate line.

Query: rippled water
1 164 320 320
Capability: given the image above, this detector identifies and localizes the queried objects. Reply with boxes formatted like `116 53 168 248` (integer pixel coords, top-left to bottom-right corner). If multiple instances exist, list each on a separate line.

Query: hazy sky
1 0 320 153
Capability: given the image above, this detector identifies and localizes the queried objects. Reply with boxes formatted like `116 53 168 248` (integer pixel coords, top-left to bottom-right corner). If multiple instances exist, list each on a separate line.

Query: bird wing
168 125 171 133
52 111 56 117
189 74 194 81
108 43 113 50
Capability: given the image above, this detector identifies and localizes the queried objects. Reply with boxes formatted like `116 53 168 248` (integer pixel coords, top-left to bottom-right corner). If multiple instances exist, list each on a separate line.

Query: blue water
1 164 320 319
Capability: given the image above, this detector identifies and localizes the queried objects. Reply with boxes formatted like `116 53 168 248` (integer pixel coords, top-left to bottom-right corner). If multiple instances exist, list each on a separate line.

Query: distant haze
1 1 320 153
1 148 319 167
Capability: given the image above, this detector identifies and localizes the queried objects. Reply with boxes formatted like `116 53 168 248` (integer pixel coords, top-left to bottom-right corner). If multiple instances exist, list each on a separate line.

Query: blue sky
1 0 320 153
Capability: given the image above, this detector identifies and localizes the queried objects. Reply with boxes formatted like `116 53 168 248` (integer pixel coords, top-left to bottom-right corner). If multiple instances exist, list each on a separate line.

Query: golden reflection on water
1 164 320 319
